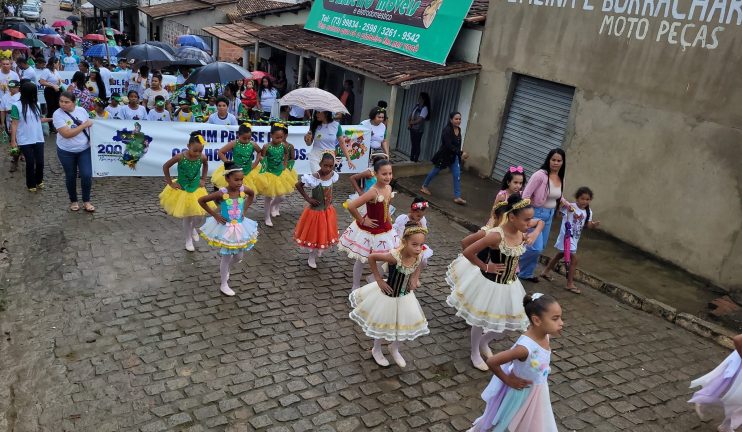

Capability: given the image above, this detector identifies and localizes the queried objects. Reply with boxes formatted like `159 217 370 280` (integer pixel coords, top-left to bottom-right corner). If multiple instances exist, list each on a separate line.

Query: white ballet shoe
390 346 406 368
307 255 317 269
372 347 390 367
271 203 280 217
480 342 494 359
185 239 195 252
264 217 273 227
220 285 235 296
471 353 489 371
191 229 200 242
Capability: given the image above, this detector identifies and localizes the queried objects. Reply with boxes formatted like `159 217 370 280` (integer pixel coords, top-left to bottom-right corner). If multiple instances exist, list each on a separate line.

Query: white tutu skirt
338 221 399 263
345 192 395 217
349 282 429 341
199 217 259 255
446 254 529 333
689 351 742 429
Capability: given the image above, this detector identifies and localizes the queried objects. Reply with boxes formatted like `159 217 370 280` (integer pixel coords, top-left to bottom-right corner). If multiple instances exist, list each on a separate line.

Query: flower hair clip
411 201 428 210
509 166 524 173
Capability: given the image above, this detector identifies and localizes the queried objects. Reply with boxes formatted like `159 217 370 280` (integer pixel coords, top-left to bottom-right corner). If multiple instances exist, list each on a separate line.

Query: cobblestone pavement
0 139 730 432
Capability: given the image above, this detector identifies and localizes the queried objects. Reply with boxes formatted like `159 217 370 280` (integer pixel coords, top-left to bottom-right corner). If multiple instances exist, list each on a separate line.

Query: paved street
0 138 731 431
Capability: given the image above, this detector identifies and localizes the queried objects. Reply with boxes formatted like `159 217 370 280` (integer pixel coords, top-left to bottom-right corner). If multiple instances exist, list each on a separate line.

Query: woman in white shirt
303 110 355 172
53 91 95 212
142 73 169 110
10 82 52 191
207 97 238 125
257 77 278 119
360 106 389 157
39 56 62 133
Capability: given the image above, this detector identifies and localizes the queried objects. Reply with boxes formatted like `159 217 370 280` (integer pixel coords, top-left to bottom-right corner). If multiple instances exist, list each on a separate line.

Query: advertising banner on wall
304 0 475 64
90 120 370 177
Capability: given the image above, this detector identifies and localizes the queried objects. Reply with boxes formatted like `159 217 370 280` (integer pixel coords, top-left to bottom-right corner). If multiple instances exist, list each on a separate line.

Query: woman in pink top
519 149 571 282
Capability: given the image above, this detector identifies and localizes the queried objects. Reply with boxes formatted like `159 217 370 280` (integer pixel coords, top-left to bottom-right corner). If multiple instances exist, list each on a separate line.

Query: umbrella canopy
83 33 106 42
36 27 57 35
65 33 82 43
21 38 47 49
183 62 251 85
0 41 29 51
176 46 213 64
67 15 80 22
176 35 209 52
53 20 73 27
3 29 25 39
144 41 175 55
279 88 349 114
40 34 65 46
249 71 272 82
169 58 207 68
120 44 175 62
85 44 123 58
5 22 36 34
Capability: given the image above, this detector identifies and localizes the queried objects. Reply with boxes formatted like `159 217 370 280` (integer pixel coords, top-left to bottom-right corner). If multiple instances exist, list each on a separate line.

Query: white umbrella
279 88 349 114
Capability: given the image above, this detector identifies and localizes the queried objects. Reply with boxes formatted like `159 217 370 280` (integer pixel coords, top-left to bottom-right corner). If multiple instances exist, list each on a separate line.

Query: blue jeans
57 147 92 203
519 207 555 278
422 156 462 198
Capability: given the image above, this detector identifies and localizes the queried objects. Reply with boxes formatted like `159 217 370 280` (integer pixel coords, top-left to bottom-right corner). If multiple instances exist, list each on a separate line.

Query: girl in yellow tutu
349 222 430 368
211 122 262 191
254 122 297 227
160 131 210 252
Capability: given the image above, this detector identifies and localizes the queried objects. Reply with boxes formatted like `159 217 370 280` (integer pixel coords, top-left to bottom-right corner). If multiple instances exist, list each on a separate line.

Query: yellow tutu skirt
211 164 259 191
254 169 298 197
159 185 211 217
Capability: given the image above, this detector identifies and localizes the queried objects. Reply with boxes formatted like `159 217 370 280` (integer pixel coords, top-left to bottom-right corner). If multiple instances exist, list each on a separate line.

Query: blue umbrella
36 28 57 35
85 43 122 58
177 35 210 52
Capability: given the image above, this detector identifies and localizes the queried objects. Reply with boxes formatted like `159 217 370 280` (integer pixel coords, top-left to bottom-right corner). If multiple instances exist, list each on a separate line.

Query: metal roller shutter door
492 76 575 181
396 78 461 161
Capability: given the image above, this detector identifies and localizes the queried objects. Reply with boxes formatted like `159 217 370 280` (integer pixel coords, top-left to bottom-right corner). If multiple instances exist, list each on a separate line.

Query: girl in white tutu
469 293 561 432
689 334 742 432
447 194 543 370
349 222 429 368
198 162 258 297
393 197 433 267
339 158 399 290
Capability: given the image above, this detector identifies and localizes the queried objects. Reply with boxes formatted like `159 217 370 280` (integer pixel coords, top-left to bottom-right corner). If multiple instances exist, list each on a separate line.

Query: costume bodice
510 335 551 385
262 143 285 176
218 187 246 222
384 249 421 298
477 226 526 284
177 156 202 192
361 191 393 234
232 141 255 173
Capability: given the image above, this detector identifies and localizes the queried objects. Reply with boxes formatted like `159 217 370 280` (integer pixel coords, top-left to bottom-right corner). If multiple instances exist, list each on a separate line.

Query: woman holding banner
53 91 95 212
39 57 62 134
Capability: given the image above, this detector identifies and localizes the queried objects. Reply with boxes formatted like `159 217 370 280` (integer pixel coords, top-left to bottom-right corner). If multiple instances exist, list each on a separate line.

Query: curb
394 180 735 350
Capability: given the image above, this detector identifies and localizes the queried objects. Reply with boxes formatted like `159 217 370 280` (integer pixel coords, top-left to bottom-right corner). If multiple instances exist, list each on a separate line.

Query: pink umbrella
52 20 73 27
40 34 65 46
0 41 29 51
250 71 273 82
65 33 82 44
2 29 25 39
83 33 106 42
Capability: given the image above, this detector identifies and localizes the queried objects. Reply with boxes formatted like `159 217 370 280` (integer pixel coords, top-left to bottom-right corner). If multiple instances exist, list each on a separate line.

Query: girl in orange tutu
294 151 340 268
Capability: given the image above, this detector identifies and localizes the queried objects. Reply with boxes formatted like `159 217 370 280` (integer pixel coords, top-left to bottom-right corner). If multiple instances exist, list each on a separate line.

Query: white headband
532 293 544 300
223 168 243 175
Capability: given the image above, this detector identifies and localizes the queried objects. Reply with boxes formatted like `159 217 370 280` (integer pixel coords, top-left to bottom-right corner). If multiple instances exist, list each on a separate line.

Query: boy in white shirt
105 93 124 119
145 96 171 121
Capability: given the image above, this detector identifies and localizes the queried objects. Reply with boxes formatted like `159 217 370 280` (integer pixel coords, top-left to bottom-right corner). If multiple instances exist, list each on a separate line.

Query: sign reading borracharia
304 0 475 64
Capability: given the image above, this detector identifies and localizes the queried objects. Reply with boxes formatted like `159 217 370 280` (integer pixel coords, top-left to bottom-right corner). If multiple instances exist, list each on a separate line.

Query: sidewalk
394 169 721 319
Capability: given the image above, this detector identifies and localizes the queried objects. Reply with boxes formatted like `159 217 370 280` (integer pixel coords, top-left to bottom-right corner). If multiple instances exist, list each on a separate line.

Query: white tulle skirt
349 282 429 342
446 254 529 333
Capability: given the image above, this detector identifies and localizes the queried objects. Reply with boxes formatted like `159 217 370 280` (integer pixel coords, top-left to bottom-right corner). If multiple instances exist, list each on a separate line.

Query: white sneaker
372 347 389 367
192 229 200 242
220 285 235 296
185 239 195 252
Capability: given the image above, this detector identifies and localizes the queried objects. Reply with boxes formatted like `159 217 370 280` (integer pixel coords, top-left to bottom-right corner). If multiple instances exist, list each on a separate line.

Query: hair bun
522 293 534 309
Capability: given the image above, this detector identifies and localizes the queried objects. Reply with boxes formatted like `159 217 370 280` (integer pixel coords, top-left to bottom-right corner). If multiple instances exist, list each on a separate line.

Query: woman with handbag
53 91 95 212
420 111 468 205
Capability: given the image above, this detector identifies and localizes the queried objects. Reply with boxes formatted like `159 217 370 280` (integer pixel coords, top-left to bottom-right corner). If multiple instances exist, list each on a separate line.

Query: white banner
90 120 370 177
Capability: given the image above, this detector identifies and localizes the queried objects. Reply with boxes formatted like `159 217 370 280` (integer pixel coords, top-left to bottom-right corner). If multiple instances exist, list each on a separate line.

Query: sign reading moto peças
304 0 475 64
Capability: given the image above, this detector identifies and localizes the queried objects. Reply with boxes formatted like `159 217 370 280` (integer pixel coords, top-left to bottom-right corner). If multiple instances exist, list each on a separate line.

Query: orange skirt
294 205 339 250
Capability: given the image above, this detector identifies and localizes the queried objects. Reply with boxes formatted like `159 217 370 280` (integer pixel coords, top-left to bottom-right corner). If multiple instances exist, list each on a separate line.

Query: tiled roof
254 25 480 86
202 22 265 46
465 0 490 24
233 0 310 18
138 0 214 19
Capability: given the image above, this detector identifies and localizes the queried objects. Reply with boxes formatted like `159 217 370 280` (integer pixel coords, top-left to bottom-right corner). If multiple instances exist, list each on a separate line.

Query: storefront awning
138 0 214 19
202 22 264 47
254 25 480 87
466 0 490 24
88 0 138 12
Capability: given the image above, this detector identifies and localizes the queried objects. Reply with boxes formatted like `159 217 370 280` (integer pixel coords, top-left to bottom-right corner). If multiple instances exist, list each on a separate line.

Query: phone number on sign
363 23 420 43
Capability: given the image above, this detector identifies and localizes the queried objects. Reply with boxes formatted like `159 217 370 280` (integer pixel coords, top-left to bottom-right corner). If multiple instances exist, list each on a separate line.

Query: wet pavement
394 171 719 316
0 138 731 431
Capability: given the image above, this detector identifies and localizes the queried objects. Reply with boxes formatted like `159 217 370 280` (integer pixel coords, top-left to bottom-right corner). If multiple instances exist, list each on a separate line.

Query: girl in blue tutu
198 161 259 297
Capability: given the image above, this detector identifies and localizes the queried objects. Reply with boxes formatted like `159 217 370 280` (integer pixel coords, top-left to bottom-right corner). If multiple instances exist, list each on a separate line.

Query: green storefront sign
304 0 475 65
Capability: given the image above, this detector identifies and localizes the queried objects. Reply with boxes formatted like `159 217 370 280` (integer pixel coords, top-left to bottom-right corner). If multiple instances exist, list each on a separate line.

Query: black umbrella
67 16 80 22
176 46 214 64
170 58 207 67
4 22 36 35
183 61 252 85
119 44 175 62
145 40 175 55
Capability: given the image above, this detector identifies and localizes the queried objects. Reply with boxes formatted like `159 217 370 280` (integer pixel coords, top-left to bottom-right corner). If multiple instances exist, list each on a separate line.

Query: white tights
182 217 201 249
264 196 283 226
470 326 503 369
219 252 244 289
352 259 384 290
